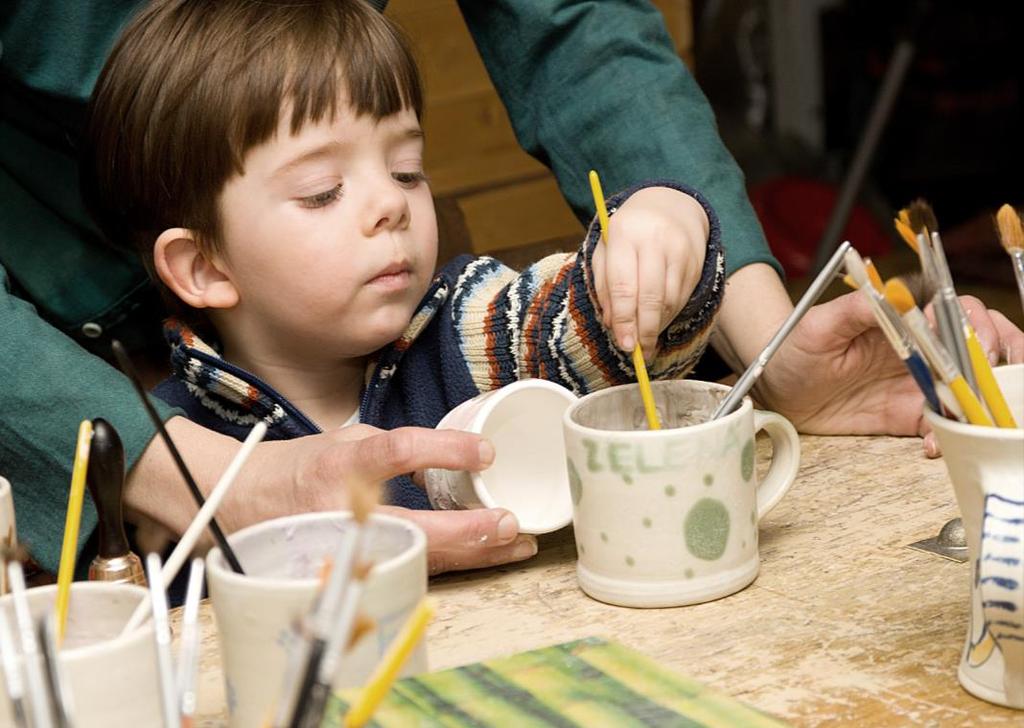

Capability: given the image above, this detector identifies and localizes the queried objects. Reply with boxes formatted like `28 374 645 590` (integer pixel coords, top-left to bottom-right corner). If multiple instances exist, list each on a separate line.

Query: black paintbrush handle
86 418 131 559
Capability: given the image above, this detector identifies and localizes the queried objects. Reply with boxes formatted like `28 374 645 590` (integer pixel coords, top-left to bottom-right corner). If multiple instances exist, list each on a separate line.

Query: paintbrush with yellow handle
897 206 1015 427
344 597 436 728
55 419 93 645
884 278 993 426
995 203 1024 315
588 170 661 430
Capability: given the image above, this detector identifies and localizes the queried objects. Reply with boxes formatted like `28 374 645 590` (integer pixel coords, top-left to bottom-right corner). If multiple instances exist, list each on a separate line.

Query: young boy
83 0 725 511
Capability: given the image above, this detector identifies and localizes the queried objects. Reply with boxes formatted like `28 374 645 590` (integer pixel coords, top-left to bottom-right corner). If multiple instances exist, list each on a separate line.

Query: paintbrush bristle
352 560 373 582
349 480 381 524
893 218 920 253
864 259 884 292
842 274 859 291
346 615 376 651
897 208 911 227
883 278 918 315
901 271 934 304
907 199 938 234
0 544 30 564
995 204 1024 253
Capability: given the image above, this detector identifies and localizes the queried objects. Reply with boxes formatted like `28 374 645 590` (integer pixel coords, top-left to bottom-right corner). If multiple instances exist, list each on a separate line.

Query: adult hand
755 290 1024 455
591 186 708 359
379 505 537 575
125 419 535 572
317 425 537 574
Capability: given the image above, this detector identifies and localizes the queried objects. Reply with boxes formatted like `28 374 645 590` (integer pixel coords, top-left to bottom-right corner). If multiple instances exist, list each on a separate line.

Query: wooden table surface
178 434 1022 726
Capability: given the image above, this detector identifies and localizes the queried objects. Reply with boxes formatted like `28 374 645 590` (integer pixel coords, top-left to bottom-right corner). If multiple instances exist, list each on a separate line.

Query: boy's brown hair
83 0 423 323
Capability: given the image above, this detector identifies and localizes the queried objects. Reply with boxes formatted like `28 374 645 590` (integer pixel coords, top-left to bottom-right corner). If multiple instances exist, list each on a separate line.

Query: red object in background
748 176 891 278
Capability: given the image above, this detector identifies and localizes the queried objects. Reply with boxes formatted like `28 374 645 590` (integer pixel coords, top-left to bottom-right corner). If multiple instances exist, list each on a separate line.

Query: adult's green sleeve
455 0 782 278
0 268 177 573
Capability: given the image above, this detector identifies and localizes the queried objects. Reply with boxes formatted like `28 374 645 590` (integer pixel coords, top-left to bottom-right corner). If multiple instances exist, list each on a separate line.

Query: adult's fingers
325 427 495 485
958 296 1000 363
379 506 538 575
799 290 881 349
990 310 1024 364
332 423 384 442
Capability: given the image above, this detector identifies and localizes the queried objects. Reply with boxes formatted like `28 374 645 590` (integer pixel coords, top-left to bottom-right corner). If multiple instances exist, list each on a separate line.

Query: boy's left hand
591 186 708 361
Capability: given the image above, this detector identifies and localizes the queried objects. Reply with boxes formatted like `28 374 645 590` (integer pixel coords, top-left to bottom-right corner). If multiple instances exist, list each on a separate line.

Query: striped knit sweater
152 181 726 508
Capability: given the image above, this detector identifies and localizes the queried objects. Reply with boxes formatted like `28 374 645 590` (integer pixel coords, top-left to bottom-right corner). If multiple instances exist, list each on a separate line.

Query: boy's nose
362 178 409 236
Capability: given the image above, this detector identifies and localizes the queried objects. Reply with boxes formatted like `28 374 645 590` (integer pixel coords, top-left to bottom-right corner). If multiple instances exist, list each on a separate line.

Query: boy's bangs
227 4 423 175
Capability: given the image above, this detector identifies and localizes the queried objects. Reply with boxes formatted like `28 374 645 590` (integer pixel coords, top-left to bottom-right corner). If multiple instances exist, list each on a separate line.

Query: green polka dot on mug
741 439 755 482
567 458 583 506
684 497 730 561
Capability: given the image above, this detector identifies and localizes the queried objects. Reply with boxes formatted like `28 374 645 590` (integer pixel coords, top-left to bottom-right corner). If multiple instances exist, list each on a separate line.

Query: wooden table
180 435 1022 726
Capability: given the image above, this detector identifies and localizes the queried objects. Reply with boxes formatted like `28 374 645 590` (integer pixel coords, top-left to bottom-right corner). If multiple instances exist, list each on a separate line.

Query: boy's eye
393 171 428 188
298 183 343 209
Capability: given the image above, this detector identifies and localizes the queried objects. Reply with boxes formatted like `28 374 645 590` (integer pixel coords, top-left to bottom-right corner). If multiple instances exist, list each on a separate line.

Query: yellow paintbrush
588 170 661 430
884 279 993 427
892 211 1011 427
55 419 94 644
344 597 436 728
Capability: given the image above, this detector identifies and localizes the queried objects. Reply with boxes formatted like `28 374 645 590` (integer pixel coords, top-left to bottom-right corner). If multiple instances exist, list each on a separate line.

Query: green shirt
0 0 778 573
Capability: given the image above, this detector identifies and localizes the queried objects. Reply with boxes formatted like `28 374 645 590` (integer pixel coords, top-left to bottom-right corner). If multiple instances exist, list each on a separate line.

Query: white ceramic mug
0 582 160 727
206 511 428 727
0 477 15 595
563 379 800 608
424 379 577 534
926 363 1024 710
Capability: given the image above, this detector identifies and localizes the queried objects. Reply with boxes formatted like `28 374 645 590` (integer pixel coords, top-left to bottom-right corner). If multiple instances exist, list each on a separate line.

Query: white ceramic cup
0 582 160 727
563 379 800 608
925 363 1024 710
0 477 15 595
206 511 428 727
424 379 577 534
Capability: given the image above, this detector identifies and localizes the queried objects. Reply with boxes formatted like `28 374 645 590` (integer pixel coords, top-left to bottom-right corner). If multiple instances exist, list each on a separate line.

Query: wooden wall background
385 1 694 261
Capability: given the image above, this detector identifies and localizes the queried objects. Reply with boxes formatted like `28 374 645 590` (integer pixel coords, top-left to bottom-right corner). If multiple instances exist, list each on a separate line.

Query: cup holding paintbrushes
0 572 164 727
563 378 800 608
204 511 428 728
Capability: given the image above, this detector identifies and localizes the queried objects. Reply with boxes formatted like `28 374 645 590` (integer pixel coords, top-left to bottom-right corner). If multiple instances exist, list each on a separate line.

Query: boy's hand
591 186 709 360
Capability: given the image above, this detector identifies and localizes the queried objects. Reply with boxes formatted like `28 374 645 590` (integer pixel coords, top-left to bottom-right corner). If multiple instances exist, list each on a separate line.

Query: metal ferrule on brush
88 553 146 586
1010 250 1024 309
928 231 976 391
902 307 961 385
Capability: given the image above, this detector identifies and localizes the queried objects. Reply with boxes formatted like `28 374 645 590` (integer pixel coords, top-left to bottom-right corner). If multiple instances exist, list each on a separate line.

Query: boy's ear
154 228 239 309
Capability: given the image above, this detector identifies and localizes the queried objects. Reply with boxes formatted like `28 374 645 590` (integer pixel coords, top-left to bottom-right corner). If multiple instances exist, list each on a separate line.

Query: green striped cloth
327 637 787 727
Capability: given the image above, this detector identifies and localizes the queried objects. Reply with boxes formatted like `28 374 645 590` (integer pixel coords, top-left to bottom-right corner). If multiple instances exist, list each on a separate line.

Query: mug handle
977 492 1024 704
752 410 801 519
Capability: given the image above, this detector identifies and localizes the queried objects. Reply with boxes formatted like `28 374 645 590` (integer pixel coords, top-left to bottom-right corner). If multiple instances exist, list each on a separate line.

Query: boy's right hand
591 186 709 360
126 418 537 574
